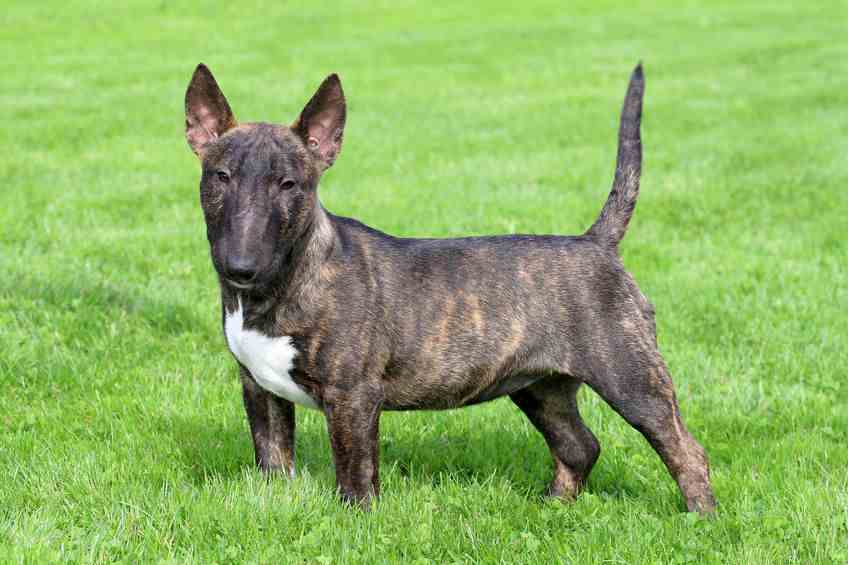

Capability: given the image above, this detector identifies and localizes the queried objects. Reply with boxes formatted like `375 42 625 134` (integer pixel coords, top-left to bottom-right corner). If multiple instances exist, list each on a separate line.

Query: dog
183 63 716 513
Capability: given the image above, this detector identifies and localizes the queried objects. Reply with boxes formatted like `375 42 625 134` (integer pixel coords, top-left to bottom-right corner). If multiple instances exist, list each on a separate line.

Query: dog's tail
585 64 644 251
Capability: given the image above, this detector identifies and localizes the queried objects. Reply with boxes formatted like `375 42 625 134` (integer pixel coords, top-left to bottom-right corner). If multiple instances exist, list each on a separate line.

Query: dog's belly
224 303 319 409
382 369 545 411
460 371 546 406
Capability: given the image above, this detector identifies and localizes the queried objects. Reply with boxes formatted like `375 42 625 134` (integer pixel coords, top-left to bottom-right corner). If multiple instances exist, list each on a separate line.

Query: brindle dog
184 63 716 513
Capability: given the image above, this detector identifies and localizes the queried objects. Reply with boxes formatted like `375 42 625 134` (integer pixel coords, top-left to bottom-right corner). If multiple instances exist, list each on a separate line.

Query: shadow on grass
382 429 647 504
163 414 256 484
163 406 646 505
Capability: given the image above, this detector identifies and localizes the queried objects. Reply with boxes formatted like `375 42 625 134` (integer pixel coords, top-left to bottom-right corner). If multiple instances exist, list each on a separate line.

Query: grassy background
2 1 846 562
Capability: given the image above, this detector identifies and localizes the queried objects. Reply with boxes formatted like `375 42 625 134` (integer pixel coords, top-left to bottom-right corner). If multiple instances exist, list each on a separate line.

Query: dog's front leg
323 382 383 510
239 365 296 478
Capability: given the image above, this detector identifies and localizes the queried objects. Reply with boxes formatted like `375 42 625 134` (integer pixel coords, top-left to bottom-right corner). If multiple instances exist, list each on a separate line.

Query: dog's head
184 64 345 291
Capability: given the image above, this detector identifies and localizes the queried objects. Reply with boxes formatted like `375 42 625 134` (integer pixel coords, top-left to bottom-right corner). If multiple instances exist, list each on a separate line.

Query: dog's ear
185 64 237 157
293 74 346 170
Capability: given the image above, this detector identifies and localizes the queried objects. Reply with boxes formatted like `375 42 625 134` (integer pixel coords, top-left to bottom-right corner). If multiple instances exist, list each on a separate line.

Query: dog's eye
216 170 230 184
279 178 296 191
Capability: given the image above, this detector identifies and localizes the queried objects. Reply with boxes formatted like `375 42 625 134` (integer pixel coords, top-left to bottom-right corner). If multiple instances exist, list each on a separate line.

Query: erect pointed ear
185 64 237 157
293 74 346 170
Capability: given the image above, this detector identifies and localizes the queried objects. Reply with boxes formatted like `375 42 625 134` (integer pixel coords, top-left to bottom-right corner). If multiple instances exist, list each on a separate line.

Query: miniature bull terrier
184 63 716 513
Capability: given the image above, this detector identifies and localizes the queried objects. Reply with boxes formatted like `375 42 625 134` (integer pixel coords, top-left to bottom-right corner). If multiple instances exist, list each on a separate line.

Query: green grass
2 1 847 562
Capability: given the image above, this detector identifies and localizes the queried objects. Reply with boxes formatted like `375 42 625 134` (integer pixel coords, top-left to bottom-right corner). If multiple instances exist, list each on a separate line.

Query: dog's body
184 64 716 513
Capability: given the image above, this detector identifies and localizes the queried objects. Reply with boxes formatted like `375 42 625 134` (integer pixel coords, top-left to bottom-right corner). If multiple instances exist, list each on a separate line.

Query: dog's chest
224 303 319 409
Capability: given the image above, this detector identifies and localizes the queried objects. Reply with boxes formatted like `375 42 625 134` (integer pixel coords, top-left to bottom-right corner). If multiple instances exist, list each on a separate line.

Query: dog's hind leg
585 355 716 514
511 376 600 499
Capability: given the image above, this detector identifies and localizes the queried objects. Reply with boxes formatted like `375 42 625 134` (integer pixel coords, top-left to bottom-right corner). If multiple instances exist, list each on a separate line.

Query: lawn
1 1 846 562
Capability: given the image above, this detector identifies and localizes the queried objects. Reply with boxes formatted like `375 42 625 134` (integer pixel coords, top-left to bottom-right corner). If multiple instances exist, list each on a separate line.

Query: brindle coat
184 63 716 513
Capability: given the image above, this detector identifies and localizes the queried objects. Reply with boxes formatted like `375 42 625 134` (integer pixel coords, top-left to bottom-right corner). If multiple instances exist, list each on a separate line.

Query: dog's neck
224 203 338 325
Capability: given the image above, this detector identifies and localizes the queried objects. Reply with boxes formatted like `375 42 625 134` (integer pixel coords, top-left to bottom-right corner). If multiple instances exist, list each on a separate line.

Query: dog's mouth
225 278 256 290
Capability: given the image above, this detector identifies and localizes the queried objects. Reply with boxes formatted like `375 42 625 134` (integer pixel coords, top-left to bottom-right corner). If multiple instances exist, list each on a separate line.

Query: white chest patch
224 300 319 409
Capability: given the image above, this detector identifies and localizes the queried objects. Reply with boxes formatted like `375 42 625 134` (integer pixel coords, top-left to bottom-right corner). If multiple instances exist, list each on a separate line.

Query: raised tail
585 64 644 250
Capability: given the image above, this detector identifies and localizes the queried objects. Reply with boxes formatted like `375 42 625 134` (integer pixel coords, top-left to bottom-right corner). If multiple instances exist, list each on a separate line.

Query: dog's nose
226 256 257 284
